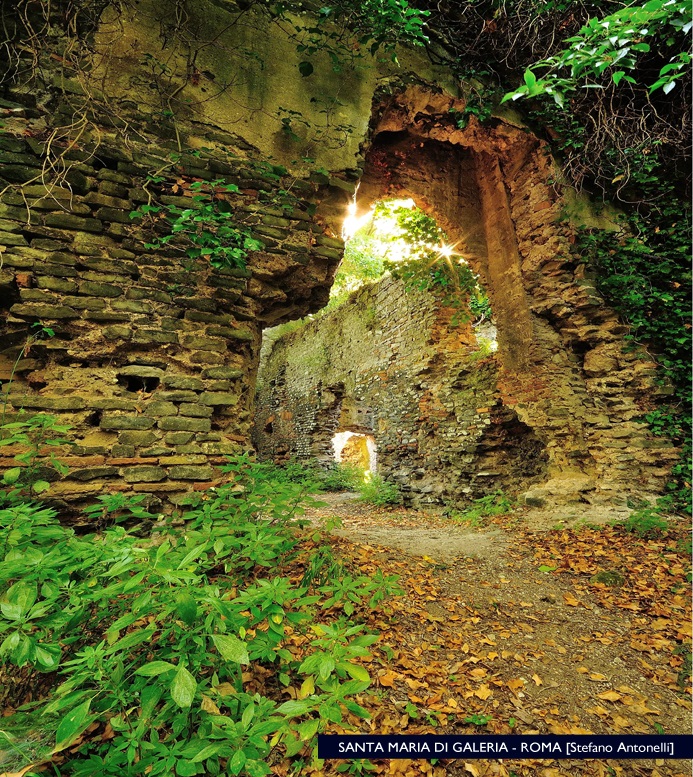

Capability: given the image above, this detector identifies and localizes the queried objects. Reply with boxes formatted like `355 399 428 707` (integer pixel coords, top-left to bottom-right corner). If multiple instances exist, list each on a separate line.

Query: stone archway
262 85 676 506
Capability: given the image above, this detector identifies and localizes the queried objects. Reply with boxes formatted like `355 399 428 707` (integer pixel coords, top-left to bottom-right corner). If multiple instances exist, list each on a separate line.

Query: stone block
103 325 133 339
84 192 131 209
202 367 244 380
158 417 211 432
179 334 227 351
117 365 165 379
91 398 137 410
78 281 123 298
132 330 178 344
199 392 239 406
44 213 102 232
101 415 156 430
118 430 159 446
165 432 194 445
68 466 119 481
182 310 232 324
84 311 131 322
10 303 79 319
111 445 135 457
163 375 204 390
179 403 213 418
166 455 207 465
96 207 132 224
190 351 225 365
111 300 153 313
144 400 178 417
167 465 214 480
141 447 172 457
37 276 78 293
62 296 107 311
158 390 197 402
123 466 167 483
0 231 28 246
126 287 172 303
17 395 87 410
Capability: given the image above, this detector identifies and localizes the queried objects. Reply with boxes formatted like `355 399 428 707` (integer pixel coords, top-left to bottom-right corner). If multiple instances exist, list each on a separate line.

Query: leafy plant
447 490 513 526
0 414 71 497
357 474 402 506
622 503 669 537
131 179 263 270
0 454 403 775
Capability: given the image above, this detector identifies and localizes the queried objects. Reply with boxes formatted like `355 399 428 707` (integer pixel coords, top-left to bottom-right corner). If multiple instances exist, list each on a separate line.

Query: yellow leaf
532 674 543 686
299 676 315 699
597 691 621 702
589 673 608 681
474 684 492 700
507 678 524 691
563 593 580 606
200 695 221 714
212 682 236 696
379 671 397 688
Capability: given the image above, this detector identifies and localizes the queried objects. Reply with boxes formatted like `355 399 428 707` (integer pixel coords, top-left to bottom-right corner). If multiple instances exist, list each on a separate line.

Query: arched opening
332 430 377 475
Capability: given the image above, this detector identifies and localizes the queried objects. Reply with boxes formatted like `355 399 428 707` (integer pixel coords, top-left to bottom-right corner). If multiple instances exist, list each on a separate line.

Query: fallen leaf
597 691 621 702
474 684 492 700
563 593 580 606
532 674 543 686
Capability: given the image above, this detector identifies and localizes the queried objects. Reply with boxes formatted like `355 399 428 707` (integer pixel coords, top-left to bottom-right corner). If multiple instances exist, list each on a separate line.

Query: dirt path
303 494 692 777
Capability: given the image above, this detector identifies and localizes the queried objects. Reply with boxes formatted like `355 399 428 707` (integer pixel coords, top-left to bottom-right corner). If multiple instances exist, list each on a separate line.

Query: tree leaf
55 699 92 751
135 660 177 676
171 665 197 708
212 634 249 665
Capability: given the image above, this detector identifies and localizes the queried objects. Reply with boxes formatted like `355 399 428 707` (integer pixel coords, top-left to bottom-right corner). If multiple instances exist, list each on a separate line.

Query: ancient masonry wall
0 99 342 513
253 276 549 507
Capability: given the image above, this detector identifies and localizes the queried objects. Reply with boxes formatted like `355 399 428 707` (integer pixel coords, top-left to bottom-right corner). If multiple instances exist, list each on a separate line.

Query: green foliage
622 502 669 537
464 713 493 726
319 462 365 492
447 490 513 526
0 414 71 498
0 454 402 775
273 0 430 78
573 184 691 510
503 0 692 106
131 179 263 271
357 474 402 506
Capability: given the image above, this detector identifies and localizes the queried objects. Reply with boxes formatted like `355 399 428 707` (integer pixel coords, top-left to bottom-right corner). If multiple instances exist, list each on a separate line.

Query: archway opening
332 430 377 477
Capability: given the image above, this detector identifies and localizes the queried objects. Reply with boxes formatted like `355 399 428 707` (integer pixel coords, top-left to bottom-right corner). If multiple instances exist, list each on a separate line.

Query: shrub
0 453 400 775
357 474 402 506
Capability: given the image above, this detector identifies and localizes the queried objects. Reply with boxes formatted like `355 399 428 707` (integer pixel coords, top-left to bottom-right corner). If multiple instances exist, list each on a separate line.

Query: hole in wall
116 375 161 393
85 410 103 427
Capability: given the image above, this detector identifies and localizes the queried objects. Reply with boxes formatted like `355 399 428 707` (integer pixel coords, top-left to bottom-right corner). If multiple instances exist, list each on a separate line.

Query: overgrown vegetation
0 454 402 775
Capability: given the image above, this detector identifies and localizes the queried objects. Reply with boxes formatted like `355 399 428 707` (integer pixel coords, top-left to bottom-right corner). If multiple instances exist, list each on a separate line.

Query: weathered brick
167 465 214 480
90 398 137 410
179 334 227 351
143 400 178 417
96 207 132 224
158 390 197 402
16 395 86 410
165 432 194 445
68 466 119 481
123 466 167 483
202 367 244 380
37 276 78 293
179 403 213 418
10 303 79 319
78 281 123 298
101 415 156 430
44 213 102 232
118 431 159 446
199 392 240 406
158 417 211 432
163 375 203 391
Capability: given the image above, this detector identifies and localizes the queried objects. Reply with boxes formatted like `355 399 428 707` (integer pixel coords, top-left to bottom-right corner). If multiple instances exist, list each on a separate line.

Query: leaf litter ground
295 494 692 777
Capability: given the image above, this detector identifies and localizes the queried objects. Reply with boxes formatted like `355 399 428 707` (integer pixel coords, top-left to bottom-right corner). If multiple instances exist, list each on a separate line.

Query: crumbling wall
254 276 549 506
0 122 341 512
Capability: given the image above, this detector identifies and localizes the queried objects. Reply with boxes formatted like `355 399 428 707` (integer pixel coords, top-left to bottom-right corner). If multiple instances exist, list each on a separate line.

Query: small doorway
332 431 377 476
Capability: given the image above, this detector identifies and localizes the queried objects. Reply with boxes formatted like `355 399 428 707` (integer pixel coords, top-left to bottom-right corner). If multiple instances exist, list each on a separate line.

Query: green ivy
131 180 263 271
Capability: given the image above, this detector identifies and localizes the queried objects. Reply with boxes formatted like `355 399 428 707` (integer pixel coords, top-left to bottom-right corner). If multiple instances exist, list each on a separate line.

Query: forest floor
296 493 692 777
